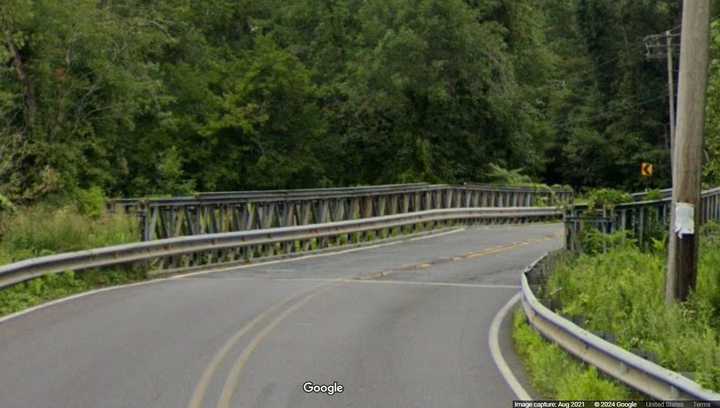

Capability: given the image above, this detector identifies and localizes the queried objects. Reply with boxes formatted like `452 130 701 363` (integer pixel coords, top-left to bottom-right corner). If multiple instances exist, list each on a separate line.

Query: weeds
0 267 147 317
512 309 631 399
0 204 138 263
544 223 720 390
0 194 143 317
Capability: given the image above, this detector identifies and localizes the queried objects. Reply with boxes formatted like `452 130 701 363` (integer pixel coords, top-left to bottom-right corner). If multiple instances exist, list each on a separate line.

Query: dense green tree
1 0 170 200
544 0 681 190
705 20 720 186
4 0 720 201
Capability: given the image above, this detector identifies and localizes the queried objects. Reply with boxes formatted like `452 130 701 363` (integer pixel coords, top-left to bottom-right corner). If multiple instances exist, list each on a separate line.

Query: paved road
0 223 562 408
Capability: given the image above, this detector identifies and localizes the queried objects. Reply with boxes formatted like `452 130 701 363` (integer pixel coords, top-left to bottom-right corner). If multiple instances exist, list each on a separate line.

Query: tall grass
0 199 143 317
545 224 720 390
0 204 138 263
512 310 632 399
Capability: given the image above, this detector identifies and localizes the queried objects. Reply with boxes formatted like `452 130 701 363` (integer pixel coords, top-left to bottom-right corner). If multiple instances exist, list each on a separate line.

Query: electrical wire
551 19 709 135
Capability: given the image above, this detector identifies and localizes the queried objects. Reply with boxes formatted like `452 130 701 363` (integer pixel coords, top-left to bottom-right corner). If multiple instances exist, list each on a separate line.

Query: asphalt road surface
0 223 562 408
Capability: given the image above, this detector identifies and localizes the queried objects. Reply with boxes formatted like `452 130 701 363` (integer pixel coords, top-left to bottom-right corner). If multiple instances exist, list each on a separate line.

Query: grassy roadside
544 231 720 391
0 267 147 317
0 190 144 317
512 309 633 399
514 222 720 396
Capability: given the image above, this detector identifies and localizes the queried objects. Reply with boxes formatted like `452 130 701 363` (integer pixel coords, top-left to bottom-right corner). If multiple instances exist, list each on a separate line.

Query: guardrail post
389 195 399 215
140 205 150 242
377 196 387 216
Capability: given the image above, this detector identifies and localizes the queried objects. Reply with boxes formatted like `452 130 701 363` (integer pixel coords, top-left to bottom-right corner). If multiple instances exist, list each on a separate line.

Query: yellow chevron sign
641 162 654 177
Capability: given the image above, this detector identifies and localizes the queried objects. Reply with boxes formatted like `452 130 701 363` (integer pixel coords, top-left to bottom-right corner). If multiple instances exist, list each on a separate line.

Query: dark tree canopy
1 0 718 201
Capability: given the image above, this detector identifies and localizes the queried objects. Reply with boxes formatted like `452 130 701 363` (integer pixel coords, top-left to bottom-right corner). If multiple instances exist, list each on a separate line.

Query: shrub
74 186 106 219
586 188 632 212
578 229 635 255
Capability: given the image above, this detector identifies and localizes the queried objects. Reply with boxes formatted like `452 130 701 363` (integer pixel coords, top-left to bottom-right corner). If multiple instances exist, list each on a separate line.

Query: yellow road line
216 285 336 408
191 233 557 407
186 284 330 408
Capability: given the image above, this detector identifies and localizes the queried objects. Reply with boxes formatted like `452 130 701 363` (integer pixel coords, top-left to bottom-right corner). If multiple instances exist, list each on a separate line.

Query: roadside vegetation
0 188 138 264
543 224 720 391
512 309 632 399
5 0 712 204
0 267 146 317
515 189 720 396
0 188 144 317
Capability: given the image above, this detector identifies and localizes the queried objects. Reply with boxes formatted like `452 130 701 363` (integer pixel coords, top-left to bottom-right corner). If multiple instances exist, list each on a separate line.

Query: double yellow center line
186 234 557 407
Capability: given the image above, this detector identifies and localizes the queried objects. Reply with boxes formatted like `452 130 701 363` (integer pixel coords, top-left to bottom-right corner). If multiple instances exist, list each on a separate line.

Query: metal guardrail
521 252 720 402
0 207 561 291
630 188 672 201
566 187 720 250
109 183 573 241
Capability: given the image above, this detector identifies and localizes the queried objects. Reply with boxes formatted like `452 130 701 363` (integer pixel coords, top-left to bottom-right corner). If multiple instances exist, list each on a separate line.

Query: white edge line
0 228 466 325
489 292 532 400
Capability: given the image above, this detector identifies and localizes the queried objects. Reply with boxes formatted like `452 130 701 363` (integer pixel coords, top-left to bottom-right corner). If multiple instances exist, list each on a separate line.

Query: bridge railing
0 207 561 291
629 188 672 201
522 252 720 401
109 183 573 241
565 187 720 251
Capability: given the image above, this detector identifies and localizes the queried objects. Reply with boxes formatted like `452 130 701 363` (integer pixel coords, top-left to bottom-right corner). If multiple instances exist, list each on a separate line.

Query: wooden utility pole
667 0 711 303
667 30 676 182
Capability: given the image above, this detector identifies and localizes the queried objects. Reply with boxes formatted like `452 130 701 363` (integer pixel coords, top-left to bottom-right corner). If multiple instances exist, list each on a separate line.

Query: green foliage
0 0 703 198
73 186 106 219
0 193 15 213
1 0 171 199
706 20 720 186
487 164 534 185
0 267 146 317
542 0 681 190
586 188 632 211
0 0 585 199
156 147 194 196
643 189 664 201
578 228 634 255
512 309 631 399
546 227 720 391
0 205 138 262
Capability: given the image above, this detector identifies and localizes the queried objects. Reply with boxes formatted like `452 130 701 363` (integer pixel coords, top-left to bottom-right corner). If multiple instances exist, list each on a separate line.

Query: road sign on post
641 163 654 177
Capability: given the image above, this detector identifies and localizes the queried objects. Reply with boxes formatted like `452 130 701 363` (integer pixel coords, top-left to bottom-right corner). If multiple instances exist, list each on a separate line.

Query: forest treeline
2 0 719 201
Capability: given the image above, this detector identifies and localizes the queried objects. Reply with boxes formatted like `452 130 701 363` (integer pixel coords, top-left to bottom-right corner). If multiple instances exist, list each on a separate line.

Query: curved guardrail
520 252 720 403
0 207 561 291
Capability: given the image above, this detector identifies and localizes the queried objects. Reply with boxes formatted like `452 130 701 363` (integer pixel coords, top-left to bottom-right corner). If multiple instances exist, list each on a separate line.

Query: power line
549 22 691 136
563 27 679 83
